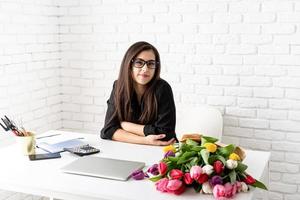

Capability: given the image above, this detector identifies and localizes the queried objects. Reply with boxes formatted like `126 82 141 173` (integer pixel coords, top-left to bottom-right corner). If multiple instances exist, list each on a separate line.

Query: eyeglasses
131 58 158 69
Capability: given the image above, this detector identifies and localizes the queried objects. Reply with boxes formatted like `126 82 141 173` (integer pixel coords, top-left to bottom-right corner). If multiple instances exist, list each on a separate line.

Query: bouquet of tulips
131 134 267 199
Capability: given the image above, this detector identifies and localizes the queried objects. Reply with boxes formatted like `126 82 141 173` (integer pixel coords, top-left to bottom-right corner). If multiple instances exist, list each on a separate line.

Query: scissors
0 115 22 136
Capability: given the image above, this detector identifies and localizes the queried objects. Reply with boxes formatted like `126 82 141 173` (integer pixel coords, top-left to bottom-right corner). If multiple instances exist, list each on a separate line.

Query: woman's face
131 50 156 87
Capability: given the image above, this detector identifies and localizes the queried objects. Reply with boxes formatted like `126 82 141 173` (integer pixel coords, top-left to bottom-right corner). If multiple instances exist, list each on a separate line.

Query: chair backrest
176 104 223 141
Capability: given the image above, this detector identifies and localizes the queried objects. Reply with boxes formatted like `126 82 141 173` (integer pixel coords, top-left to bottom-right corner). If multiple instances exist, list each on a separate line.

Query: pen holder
15 132 36 155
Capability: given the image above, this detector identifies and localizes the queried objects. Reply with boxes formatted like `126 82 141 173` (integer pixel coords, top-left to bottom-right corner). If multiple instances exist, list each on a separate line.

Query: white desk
0 130 270 200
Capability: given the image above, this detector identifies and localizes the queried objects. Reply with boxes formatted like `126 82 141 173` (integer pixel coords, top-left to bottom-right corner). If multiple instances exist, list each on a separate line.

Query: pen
36 133 61 140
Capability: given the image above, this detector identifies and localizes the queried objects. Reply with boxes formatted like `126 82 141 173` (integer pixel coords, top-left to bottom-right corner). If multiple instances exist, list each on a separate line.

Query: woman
100 41 177 146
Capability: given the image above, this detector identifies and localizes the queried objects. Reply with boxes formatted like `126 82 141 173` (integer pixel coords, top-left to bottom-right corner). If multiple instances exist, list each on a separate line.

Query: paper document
36 133 87 153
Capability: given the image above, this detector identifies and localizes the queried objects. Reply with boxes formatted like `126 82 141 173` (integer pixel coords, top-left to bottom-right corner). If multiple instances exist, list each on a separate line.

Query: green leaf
252 180 268 190
186 139 199 146
149 175 162 182
239 173 247 180
180 143 190 152
190 157 199 166
229 170 236 184
201 136 218 145
191 145 205 152
208 155 226 165
177 151 197 164
185 162 192 171
167 156 179 162
192 182 202 193
165 162 178 172
235 162 248 173
200 149 209 165
218 144 235 157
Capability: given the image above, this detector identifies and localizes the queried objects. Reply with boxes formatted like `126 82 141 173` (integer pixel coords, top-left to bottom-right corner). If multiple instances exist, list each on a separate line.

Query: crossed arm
112 121 175 146
101 80 176 146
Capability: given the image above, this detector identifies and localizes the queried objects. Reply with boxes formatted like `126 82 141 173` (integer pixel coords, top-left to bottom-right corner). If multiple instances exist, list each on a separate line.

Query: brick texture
1 0 300 200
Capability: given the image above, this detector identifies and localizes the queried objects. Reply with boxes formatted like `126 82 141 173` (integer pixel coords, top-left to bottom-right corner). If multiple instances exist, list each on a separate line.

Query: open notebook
36 133 87 153
36 139 86 153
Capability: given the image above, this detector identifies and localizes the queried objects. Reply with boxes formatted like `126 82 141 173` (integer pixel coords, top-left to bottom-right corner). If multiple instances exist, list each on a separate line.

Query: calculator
64 144 100 156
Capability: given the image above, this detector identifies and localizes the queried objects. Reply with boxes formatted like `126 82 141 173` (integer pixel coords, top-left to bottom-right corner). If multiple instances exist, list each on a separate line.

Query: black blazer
100 79 177 141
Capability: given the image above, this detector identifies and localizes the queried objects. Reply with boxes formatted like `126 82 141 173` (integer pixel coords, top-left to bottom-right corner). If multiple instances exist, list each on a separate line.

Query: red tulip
158 162 168 175
197 173 209 184
170 169 184 179
213 160 224 174
183 173 193 185
243 175 256 185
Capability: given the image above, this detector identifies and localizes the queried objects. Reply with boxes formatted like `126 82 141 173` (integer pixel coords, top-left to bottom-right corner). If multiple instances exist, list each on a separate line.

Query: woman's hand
145 134 175 146
120 121 128 130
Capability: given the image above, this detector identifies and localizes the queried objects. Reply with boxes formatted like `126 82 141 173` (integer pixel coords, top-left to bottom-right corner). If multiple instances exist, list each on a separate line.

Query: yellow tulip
203 143 217 153
229 153 241 161
163 145 176 153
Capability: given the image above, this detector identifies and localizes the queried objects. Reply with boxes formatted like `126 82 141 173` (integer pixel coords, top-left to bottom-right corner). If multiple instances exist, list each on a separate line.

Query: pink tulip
190 166 202 180
155 178 169 192
173 183 186 195
166 179 183 191
170 169 184 179
158 162 168 175
224 183 234 198
236 181 242 192
213 184 226 200
224 182 237 198
232 183 237 196
183 173 193 185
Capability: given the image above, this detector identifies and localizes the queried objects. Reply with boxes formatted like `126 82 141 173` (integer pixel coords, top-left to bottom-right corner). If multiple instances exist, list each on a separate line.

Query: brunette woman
101 41 177 146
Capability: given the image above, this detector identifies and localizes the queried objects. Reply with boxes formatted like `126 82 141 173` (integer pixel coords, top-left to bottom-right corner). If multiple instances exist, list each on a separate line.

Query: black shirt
100 79 177 141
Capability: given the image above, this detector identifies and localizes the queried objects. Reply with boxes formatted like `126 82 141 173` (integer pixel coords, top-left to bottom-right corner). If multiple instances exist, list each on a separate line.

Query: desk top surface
0 130 270 200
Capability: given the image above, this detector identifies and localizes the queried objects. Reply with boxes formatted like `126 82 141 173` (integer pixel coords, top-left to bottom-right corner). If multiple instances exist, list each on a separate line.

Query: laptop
61 156 145 181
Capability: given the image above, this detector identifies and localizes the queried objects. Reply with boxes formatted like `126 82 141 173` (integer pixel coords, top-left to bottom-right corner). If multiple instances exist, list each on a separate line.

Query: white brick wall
58 1 300 200
0 0 60 199
0 0 62 136
1 0 300 200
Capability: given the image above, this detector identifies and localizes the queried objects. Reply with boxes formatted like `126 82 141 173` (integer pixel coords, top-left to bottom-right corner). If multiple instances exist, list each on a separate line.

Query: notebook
36 133 87 153
37 139 86 153
61 156 145 181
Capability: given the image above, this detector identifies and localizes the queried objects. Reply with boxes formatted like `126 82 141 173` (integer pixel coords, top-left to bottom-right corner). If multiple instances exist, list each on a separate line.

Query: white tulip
226 159 238 169
241 182 248 192
202 182 213 194
202 164 214 175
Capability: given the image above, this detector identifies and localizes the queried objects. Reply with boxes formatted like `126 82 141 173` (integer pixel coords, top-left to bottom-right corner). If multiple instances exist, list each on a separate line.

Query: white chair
176 104 223 141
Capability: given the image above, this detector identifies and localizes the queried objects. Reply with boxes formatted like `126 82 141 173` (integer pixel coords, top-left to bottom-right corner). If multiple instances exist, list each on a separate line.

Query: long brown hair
113 41 161 124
